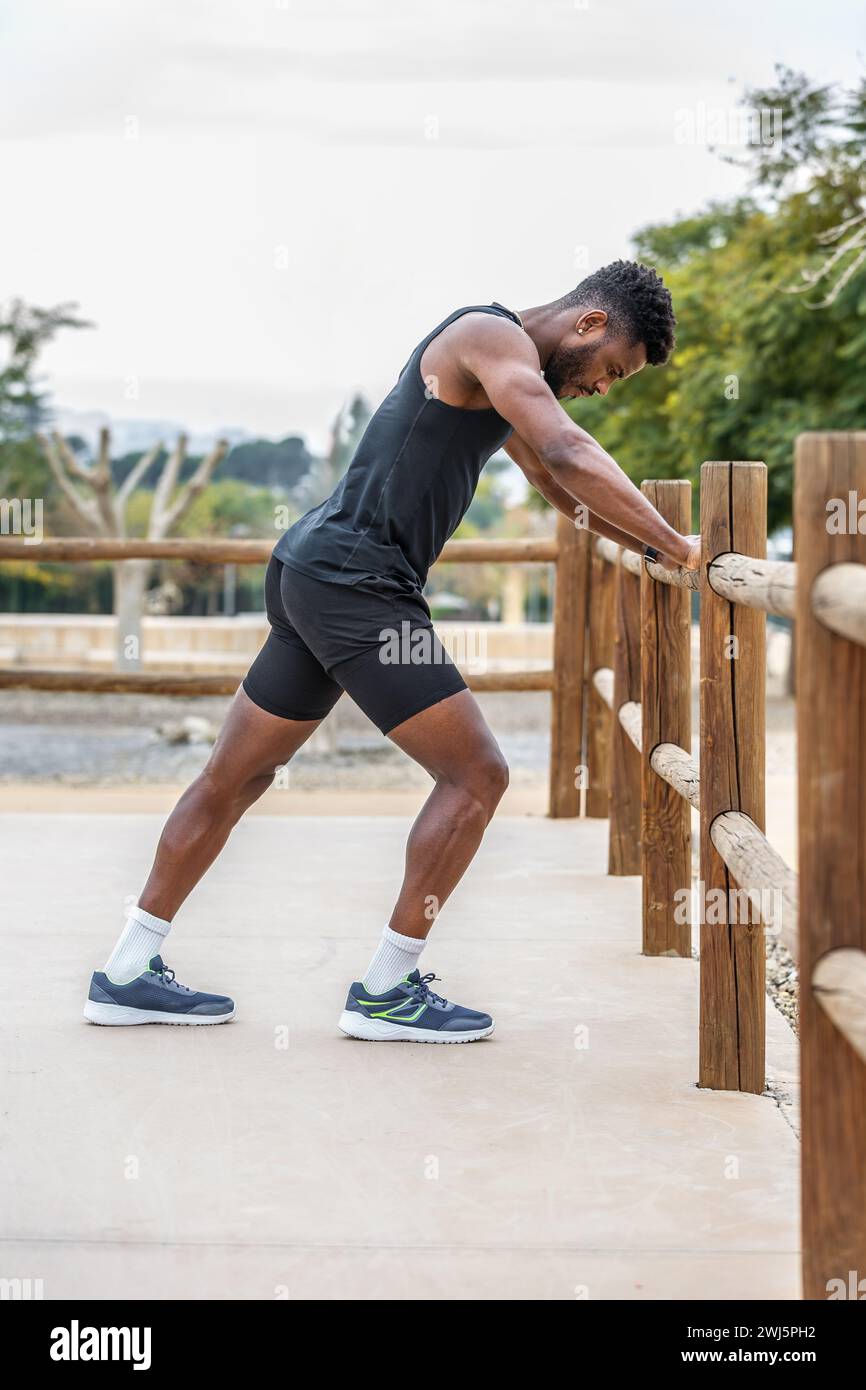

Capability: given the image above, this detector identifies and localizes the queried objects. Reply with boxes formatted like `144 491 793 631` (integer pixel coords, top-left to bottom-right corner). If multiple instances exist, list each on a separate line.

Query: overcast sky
2 0 863 450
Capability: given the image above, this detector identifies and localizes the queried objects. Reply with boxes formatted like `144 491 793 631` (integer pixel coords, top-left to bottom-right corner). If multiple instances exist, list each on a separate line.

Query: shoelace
410 972 448 1007
154 965 193 993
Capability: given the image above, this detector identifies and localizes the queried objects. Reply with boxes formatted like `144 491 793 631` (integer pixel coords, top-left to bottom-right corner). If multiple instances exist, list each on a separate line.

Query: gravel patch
766 934 799 1035
0 690 551 789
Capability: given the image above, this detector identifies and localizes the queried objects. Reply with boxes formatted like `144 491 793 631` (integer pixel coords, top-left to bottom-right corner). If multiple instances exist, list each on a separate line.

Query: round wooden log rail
706 553 796 619
597 536 797 617
0 670 246 696
605 713 798 959
595 537 699 591
650 742 700 809
812 948 866 1066
0 666 555 696
592 666 614 709
0 535 559 565
811 562 866 648
617 699 642 752
710 811 799 963
595 537 621 567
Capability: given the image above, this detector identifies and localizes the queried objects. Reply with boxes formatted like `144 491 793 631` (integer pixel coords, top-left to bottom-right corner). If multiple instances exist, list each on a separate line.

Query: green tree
0 298 88 497
552 70 866 532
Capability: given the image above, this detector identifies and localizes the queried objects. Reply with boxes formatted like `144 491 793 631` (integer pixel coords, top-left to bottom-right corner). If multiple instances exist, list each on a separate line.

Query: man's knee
462 747 509 819
198 761 275 815
485 749 510 808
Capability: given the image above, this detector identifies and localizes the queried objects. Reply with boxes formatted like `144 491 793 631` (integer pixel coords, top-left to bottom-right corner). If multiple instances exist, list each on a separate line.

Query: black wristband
643 544 660 567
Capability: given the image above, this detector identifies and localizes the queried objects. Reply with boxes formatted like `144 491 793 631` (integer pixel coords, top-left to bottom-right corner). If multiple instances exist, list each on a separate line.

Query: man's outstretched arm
462 322 700 569
503 433 663 560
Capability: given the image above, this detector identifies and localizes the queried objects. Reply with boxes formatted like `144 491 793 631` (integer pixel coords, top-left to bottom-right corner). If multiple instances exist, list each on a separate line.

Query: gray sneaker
339 970 494 1042
84 955 235 1026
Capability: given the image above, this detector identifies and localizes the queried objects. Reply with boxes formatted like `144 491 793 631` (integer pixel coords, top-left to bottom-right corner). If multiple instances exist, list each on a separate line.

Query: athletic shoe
83 955 235 1026
338 969 494 1043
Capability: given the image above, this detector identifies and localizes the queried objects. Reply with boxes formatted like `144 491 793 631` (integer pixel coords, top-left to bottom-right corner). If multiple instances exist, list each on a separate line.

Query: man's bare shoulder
446 309 540 372
449 309 536 352
419 307 542 408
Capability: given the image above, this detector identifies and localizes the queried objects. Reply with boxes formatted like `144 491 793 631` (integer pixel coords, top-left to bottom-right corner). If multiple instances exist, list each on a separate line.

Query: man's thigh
205 686 325 788
384 687 506 782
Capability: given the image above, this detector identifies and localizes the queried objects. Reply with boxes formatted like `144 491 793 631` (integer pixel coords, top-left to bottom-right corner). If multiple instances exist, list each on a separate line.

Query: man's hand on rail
682 534 702 572
653 534 701 573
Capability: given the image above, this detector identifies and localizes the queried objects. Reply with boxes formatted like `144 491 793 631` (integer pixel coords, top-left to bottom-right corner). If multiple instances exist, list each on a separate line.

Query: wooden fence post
796 431 866 1300
608 549 641 873
586 542 616 818
549 512 589 818
699 461 767 1093
640 481 692 956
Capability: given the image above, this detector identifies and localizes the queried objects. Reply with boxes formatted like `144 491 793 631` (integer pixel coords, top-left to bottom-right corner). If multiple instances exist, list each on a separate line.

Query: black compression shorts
242 556 467 735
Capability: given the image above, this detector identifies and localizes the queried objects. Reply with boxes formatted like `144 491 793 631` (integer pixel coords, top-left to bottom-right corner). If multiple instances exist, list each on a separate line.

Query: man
84 259 700 1040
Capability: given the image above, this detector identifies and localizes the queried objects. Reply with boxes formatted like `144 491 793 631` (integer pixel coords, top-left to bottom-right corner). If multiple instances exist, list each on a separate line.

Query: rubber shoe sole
84 1000 235 1026
338 1009 494 1043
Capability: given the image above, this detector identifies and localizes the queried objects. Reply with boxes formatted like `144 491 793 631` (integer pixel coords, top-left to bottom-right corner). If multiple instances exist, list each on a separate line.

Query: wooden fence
3 431 865 1295
0 522 587 817
584 433 866 1300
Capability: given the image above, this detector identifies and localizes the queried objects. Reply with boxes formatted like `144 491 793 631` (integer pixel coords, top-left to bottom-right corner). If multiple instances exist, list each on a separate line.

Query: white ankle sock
363 926 426 993
104 905 171 983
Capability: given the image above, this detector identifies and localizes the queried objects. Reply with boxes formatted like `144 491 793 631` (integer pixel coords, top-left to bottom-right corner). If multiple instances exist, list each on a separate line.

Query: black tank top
274 303 521 594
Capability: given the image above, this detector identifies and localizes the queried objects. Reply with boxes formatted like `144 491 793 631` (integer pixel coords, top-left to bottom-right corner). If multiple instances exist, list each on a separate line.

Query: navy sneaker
339 969 494 1043
83 955 235 1026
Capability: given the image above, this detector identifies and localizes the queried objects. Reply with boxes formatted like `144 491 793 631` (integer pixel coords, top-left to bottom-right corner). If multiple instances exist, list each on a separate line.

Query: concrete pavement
0 809 800 1300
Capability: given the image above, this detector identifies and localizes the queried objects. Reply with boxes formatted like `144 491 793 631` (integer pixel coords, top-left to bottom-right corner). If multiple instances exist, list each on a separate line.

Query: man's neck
516 304 569 369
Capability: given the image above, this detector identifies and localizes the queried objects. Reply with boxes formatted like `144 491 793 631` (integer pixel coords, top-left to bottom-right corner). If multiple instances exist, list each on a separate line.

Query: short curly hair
559 260 676 366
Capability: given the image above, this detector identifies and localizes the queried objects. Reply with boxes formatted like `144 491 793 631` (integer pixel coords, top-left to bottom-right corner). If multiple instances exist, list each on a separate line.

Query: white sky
2 0 863 451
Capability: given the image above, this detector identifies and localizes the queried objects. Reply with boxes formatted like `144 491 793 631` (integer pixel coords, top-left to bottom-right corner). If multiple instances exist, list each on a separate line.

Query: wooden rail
587 432 866 1299
0 528 583 816
708 553 797 619
0 535 561 565
0 667 557 696
810 561 866 645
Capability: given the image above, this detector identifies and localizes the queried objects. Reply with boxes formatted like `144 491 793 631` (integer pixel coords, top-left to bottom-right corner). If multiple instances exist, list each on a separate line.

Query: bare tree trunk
113 560 150 670
503 565 526 624
39 427 227 672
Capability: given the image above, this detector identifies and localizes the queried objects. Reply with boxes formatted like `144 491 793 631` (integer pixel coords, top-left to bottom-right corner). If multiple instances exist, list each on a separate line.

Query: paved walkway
0 808 800 1300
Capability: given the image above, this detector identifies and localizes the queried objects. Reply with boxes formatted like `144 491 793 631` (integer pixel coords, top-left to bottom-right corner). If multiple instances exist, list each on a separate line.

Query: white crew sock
104 905 171 983
363 925 426 993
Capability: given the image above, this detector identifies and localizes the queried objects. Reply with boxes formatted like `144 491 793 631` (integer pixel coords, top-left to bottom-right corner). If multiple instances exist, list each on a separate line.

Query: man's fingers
650 537 701 573
682 535 702 571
